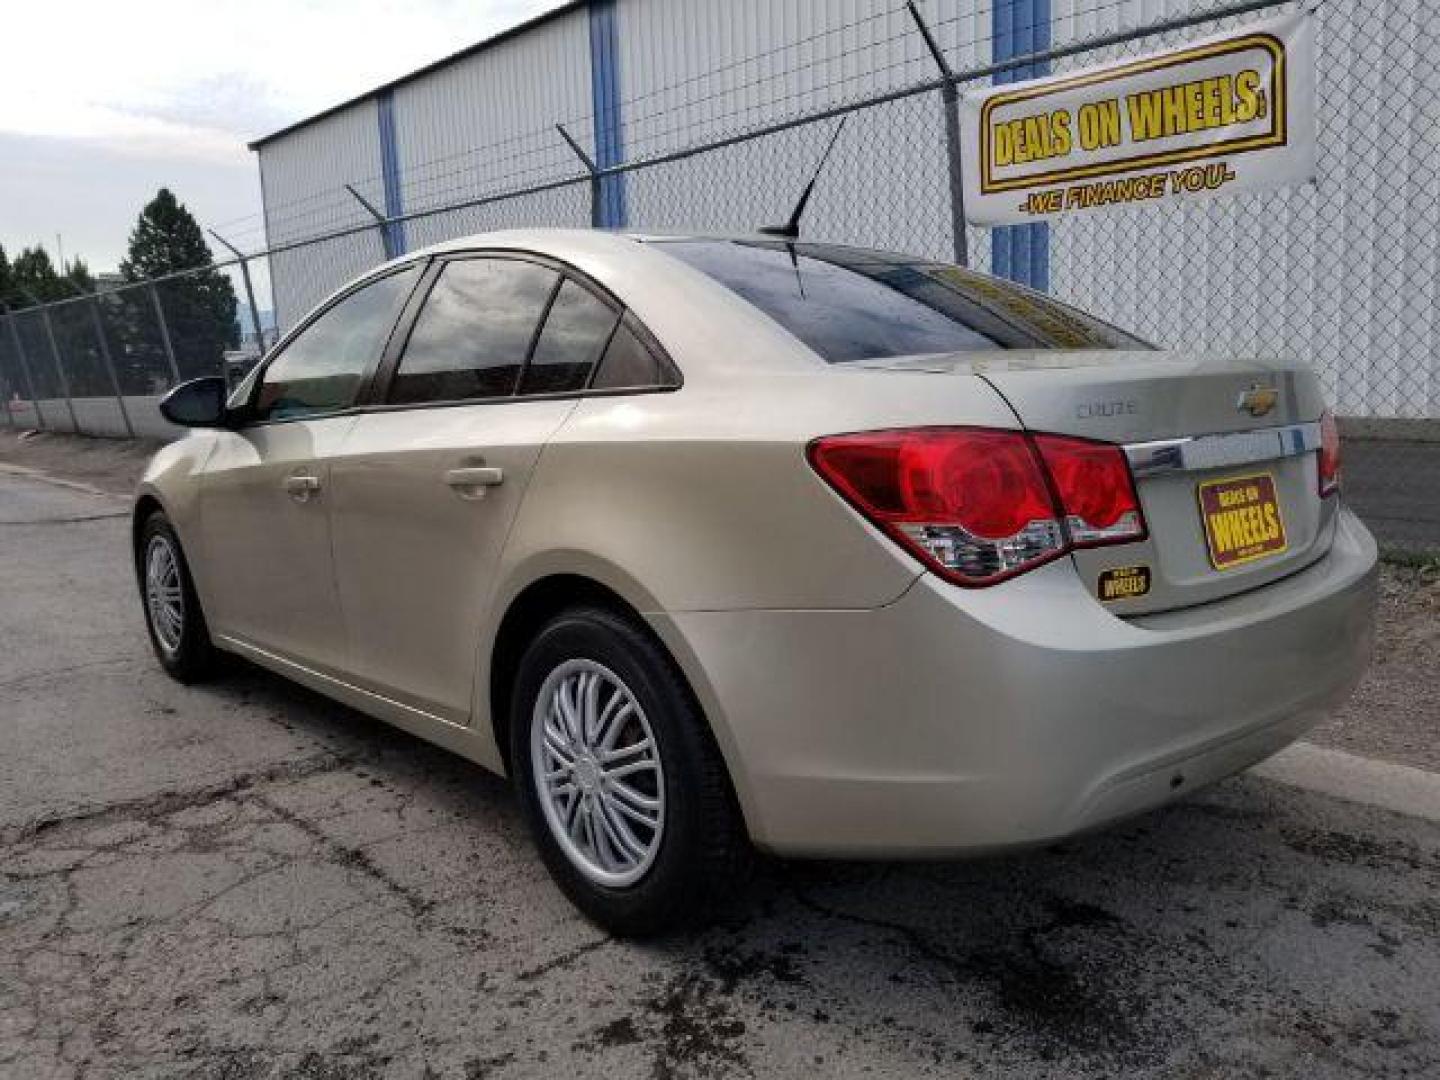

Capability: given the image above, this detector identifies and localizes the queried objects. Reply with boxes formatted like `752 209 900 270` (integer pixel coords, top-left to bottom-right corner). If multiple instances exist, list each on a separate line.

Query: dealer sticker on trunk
1097 565 1151 602
1198 472 1288 570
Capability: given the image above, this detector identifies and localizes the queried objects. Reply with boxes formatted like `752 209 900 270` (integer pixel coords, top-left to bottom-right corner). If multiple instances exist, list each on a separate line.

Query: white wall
257 99 389 331
251 0 1438 417
1047 0 1440 419
615 0 991 262
393 8 595 248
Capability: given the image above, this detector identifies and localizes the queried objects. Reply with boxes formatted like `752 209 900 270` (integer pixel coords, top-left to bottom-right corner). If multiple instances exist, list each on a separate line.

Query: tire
510 606 749 936
136 510 217 683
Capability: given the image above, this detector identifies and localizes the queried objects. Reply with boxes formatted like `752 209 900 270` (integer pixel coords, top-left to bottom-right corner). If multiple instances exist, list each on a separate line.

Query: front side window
657 240 1149 362
389 258 558 405
254 266 419 421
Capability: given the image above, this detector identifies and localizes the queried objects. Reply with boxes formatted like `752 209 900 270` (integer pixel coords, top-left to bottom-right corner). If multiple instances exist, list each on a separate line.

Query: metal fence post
37 309 81 434
87 296 135 438
0 308 16 431
148 284 183 385
1 303 47 431
555 124 603 228
906 1 968 267
18 288 81 434
0 362 13 431
207 231 267 366
340 187 396 261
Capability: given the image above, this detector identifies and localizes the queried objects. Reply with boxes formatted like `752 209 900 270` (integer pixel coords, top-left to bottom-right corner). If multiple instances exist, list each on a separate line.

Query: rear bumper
652 507 1378 856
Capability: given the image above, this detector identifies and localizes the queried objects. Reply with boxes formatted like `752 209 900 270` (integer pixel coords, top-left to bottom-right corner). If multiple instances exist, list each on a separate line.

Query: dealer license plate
1197 472 1288 570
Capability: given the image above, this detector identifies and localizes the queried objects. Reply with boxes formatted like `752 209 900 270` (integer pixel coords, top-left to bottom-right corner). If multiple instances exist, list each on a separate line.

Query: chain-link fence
2 0 1434 552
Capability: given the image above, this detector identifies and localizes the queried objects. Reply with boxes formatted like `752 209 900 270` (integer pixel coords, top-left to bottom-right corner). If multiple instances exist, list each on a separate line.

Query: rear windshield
655 239 1149 363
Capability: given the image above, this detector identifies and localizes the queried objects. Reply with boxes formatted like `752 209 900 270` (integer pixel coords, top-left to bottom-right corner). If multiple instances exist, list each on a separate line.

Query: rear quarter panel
495 369 1022 616
479 367 1020 788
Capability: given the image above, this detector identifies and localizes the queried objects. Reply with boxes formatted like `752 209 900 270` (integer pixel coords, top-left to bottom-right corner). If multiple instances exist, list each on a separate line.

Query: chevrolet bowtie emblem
1237 383 1279 418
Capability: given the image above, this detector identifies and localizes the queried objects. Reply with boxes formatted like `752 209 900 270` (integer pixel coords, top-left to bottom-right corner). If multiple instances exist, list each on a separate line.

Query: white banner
960 12 1316 226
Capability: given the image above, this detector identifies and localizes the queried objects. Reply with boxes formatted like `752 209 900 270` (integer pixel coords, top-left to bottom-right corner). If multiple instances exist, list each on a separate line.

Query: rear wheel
510 606 748 936
137 511 217 683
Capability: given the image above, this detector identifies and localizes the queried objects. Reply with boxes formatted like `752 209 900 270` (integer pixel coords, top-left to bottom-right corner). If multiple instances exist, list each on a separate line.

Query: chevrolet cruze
135 230 1377 934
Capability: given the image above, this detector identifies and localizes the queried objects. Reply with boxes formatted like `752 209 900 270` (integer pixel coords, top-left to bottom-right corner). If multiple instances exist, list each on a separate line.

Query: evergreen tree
0 244 13 307
120 188 238 378
7 245 104 396
66 257 94 295
11 246 65 304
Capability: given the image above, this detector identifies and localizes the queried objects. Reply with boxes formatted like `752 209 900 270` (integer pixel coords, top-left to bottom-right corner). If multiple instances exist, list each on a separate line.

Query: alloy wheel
144 535 185 654
530 658 665 887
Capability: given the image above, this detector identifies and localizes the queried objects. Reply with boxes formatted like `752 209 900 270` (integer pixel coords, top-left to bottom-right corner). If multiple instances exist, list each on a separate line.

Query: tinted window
658 240 1148 362
592 320 666 389
519 279 620 395
389 258 558 405
254 266 418 420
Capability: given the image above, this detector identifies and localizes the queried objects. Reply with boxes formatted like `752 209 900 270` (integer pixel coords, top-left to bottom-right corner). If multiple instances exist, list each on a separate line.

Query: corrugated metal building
250 0 1439 419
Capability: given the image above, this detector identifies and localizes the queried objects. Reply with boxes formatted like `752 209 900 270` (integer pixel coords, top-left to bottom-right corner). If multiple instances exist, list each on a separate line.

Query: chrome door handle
444 466 504 498
283 474 322 501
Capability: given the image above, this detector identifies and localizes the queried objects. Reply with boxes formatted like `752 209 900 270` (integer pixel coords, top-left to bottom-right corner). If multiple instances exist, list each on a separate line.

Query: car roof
360 228 828 380
402 227 760 262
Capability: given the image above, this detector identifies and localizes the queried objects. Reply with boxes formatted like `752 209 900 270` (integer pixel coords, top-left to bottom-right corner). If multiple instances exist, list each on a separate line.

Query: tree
0 245 15 405
65 257 94 295
120 188 238 379
11 246 66 304
4 245 106 396
0 244 13 307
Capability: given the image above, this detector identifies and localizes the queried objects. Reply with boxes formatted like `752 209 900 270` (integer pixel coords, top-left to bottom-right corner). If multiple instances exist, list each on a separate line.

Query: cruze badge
1236 383 1279 418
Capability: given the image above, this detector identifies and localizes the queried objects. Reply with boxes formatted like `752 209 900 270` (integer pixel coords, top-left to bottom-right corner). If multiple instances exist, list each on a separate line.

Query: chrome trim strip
1124 421 1322 478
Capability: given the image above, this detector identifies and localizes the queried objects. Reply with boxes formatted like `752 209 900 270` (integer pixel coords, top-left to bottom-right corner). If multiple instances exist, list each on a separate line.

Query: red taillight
1034 434 1146 547
808 427 1145 587
1319 409 1341 497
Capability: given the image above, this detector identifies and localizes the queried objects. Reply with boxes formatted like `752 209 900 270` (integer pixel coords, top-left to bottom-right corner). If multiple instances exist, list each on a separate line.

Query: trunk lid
855 350 1338 613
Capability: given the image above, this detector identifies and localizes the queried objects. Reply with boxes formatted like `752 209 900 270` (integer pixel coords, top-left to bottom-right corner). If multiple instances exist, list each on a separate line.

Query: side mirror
159 377 230 429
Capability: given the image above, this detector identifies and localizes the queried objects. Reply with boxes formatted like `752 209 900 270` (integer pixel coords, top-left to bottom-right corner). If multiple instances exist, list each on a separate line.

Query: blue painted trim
589 0 627 227
991 0 1050 292
376 89 407 257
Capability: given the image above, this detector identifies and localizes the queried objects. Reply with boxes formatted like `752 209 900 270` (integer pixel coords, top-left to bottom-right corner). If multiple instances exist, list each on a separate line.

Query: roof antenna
759 116 848 240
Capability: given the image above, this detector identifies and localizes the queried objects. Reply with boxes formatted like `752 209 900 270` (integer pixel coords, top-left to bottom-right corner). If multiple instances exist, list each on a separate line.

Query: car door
198 264 421 674
327 256 626 724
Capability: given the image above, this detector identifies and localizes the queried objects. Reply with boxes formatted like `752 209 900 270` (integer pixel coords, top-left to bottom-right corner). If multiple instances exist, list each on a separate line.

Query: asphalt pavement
2 469 1438 1079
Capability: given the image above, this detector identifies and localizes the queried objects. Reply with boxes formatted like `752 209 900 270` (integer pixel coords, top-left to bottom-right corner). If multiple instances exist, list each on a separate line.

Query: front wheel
510 607 748 936
137 511 217 683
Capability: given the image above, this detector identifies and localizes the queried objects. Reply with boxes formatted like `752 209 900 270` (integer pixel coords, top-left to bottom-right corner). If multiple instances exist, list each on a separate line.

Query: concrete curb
1252 741 1440 824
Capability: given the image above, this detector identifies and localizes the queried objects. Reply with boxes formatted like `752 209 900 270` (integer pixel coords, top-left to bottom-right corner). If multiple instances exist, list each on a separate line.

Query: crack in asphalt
514 934 612 982
0 512 131 525
3 751 351 846
0 656 142 694
248 790 436 918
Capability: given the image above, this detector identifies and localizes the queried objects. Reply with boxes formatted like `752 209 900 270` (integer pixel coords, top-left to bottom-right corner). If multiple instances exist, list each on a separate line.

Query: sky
0 0 562 288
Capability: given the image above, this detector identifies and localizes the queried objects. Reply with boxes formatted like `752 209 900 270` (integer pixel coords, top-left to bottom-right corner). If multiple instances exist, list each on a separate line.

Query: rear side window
592 319 669 390
255 266 418 421
519 279 620 395
657 240 1148 362
389 258 558 405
